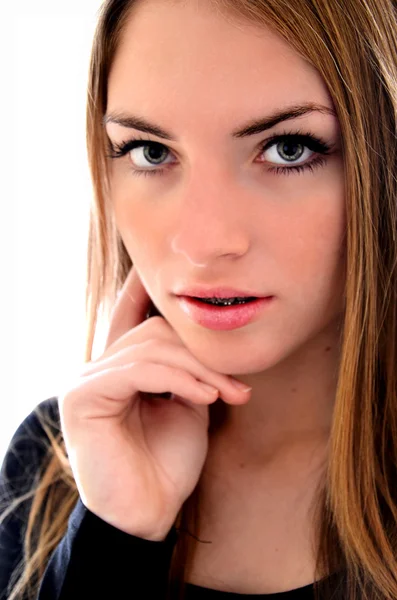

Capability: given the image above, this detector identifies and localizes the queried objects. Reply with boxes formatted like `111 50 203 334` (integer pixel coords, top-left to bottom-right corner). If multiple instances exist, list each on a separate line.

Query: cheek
112 188 158 254
117 217 162 275
277 190 346 295
112 195 168 301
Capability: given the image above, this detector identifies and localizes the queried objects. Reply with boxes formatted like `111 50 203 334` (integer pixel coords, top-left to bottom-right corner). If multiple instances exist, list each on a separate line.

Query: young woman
1 1 396 598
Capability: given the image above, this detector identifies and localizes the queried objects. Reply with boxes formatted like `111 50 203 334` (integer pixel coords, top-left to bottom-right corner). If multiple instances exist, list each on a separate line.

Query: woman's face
105 0 346 375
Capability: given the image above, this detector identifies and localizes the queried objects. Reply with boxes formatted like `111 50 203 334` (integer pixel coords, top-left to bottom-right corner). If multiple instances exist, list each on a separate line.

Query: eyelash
106 129 334 178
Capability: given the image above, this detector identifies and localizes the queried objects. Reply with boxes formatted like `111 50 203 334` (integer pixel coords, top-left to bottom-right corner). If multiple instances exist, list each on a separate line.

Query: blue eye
107 137 172 178
107 130 334 178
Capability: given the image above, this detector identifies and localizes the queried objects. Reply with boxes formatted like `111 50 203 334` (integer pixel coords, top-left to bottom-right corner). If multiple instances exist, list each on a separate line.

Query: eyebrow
103 103 336 141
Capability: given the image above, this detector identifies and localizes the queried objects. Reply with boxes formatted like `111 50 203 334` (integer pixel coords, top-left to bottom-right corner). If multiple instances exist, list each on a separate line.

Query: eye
258 132 333 175
263 138 311 165
107 130 333 178
107 137 175 176
127 141 174 169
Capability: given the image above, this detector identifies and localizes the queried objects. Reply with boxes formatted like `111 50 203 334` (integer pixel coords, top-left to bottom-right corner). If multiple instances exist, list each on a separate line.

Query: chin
183 337 287 376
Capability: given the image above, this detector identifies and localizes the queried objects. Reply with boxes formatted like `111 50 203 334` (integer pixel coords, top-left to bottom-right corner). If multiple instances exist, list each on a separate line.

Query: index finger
104 266 152 351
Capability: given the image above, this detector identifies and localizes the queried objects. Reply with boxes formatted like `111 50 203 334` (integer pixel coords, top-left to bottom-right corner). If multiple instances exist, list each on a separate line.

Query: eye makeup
106 128 335 178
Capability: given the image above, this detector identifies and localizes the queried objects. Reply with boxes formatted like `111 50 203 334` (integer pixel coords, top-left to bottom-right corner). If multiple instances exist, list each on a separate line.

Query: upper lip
175 286 270 298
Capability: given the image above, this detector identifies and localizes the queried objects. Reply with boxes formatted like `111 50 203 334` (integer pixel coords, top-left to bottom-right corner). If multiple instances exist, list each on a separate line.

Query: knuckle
182 370 200 387
135 338 166 361
148 315 169 329
117 359 142 372
140 337 164 351
148 316 175 337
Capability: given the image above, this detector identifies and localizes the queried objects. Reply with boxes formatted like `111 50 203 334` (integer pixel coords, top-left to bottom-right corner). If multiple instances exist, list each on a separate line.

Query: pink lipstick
176 296 274 330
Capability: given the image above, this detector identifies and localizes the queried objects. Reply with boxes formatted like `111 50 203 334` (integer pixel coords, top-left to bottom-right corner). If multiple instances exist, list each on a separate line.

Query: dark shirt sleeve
0 397 179 600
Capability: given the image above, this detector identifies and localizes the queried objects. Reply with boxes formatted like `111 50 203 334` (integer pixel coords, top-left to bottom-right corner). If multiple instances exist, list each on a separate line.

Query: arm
0 398 179 600
39 497 178 600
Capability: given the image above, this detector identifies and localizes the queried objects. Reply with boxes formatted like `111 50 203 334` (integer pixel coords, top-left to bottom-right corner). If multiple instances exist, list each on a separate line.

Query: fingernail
230 379 252 392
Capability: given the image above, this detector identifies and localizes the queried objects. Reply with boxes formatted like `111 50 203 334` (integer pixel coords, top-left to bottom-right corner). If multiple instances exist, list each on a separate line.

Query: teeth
197 297 255 306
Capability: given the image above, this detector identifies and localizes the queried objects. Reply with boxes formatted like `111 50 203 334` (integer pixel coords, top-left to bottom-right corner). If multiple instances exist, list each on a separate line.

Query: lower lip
177 296 274 330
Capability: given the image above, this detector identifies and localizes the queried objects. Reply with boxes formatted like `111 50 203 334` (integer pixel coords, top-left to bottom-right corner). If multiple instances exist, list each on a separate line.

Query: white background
2 2 107 466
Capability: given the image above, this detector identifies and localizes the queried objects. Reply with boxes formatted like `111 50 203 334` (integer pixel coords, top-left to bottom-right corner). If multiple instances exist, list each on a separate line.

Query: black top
0 397 332 599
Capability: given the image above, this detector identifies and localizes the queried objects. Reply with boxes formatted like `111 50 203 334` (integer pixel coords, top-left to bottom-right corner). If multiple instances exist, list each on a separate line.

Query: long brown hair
2 0 397 598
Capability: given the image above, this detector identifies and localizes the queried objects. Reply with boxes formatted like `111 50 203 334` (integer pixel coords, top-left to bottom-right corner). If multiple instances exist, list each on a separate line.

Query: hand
58 267 251 540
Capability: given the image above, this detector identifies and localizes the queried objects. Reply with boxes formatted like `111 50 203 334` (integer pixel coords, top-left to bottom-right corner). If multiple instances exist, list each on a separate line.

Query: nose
170 169 250 266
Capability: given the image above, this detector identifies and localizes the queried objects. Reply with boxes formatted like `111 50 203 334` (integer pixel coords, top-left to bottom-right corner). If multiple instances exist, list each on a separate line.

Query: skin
105 0 346 592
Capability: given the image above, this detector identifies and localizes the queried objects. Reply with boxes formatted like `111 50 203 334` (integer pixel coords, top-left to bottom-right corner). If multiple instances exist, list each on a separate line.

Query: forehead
107 0 333 131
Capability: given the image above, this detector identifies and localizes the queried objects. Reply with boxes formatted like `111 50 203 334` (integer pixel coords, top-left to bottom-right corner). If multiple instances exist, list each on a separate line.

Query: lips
177 296 273 330
175 286 268 299
193 296 257 305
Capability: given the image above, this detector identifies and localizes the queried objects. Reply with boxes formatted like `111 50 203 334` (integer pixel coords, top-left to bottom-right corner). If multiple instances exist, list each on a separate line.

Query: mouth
190 296 258 306
177 295 274 330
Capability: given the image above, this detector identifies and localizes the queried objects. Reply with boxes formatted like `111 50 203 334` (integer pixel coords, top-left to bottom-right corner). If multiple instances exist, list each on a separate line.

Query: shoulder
0 397 61 500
